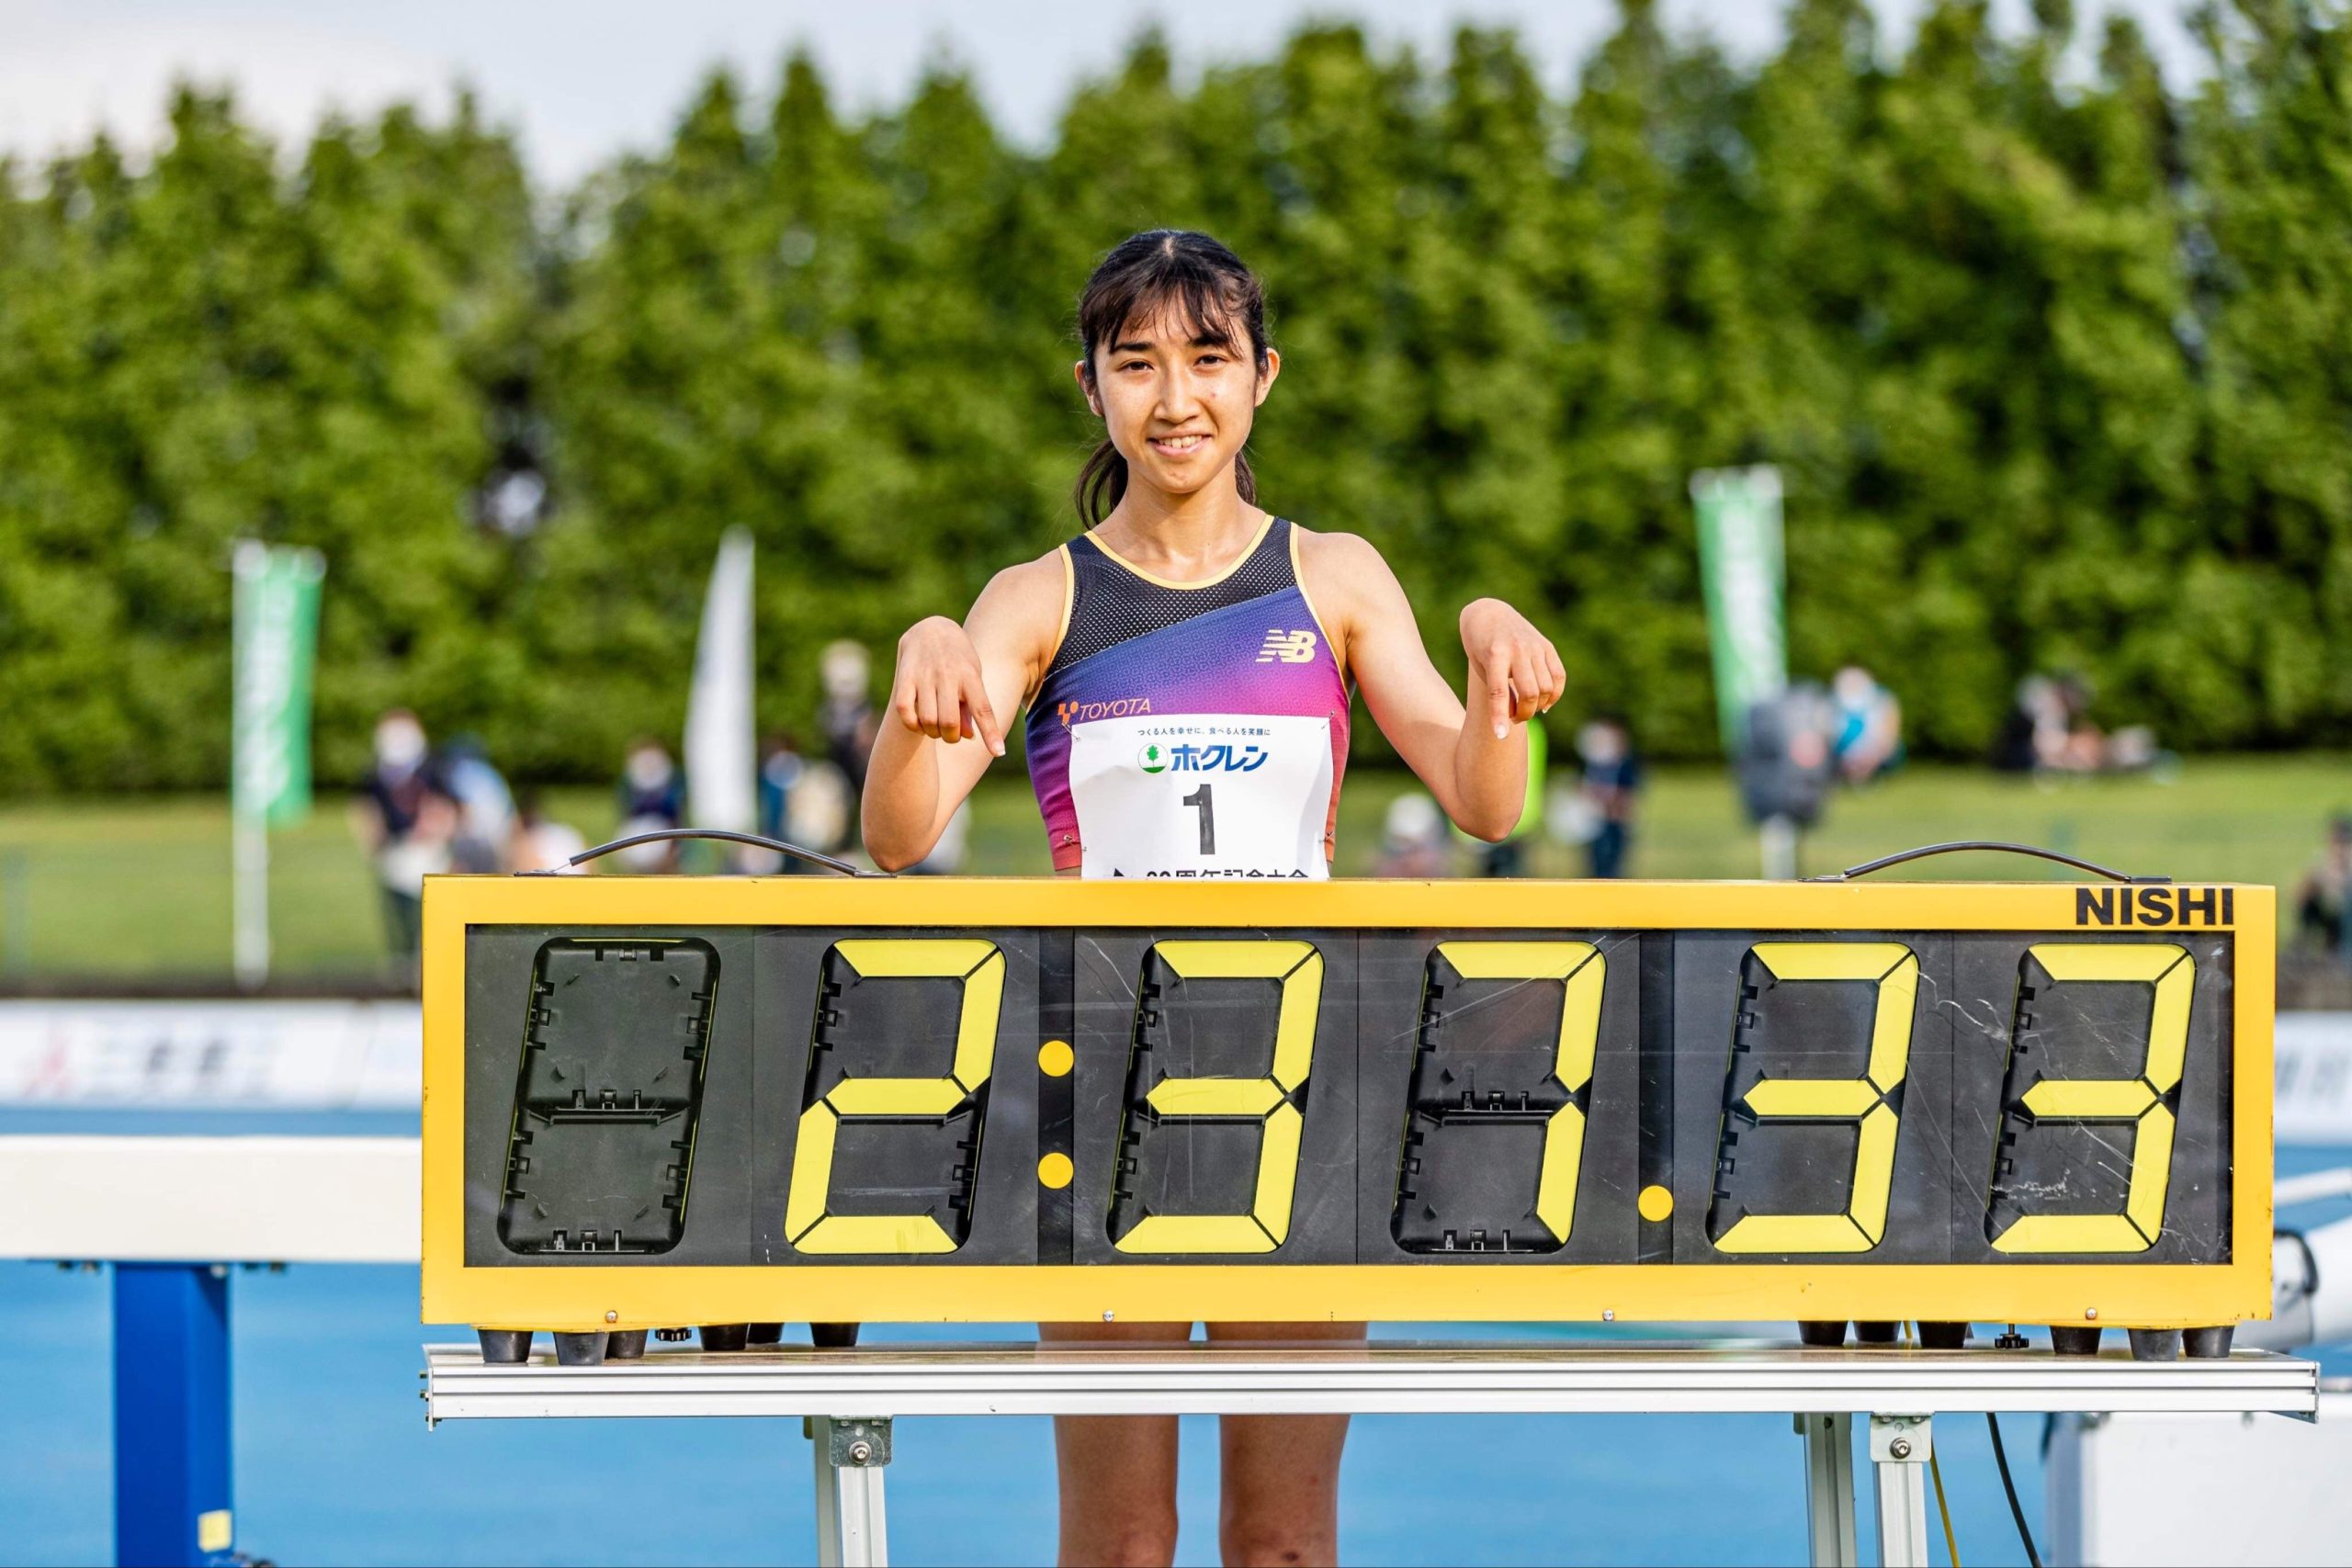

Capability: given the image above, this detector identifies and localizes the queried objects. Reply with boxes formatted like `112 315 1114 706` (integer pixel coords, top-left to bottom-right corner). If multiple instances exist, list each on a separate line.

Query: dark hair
1073 230 1271 526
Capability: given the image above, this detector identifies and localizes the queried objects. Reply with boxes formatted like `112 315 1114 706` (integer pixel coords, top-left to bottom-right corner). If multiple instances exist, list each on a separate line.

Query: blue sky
1 1 2208 184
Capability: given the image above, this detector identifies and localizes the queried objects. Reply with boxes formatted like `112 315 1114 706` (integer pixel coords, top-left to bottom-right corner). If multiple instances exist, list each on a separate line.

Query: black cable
1804 840 2162 884
1986 1412 2043 1568
537 828 868 877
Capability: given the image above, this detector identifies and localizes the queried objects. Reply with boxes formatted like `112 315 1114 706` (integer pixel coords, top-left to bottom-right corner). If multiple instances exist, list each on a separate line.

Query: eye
1117 359 1149 372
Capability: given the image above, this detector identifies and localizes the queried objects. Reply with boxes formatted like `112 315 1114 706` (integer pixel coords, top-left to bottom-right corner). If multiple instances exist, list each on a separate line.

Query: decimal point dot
1638 1185 1675 1222
1038 1039 1075 1077
1037 1152 1075 1190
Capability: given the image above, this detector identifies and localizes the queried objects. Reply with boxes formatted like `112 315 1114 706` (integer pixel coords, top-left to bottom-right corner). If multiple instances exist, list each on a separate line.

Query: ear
1253 347 1282 408
1072 359 1102 419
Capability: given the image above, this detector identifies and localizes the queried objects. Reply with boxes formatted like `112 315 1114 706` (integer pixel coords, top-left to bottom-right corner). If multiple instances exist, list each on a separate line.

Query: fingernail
991 739 1006 757
1494 723 1508 739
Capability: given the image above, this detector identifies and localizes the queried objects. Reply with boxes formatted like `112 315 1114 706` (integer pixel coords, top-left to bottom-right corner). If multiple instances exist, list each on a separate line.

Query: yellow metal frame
421 876 2274 1330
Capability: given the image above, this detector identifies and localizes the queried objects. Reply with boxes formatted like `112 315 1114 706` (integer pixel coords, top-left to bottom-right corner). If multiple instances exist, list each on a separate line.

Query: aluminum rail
423 1340 2317 1424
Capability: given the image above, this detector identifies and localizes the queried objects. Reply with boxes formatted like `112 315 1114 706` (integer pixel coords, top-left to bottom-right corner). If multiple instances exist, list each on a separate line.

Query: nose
1156 361 1204 423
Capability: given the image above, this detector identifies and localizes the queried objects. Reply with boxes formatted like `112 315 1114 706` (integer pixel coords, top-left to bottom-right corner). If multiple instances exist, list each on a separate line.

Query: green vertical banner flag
1690 466 1787 755
232 542 325 826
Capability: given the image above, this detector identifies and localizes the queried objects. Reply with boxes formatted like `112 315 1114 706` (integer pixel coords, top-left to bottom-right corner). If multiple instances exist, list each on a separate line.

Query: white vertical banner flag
684 527 757 834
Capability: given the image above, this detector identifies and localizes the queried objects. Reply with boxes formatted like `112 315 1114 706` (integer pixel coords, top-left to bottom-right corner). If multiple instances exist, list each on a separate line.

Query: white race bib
1067 714 1333 879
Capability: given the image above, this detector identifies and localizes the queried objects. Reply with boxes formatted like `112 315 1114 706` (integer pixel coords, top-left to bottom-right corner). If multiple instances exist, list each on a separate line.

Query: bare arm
861 554 1064 871
1303 531 1565 841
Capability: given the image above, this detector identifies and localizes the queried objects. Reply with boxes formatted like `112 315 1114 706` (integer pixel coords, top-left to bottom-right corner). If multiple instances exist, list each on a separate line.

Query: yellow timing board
420 876 2272 1331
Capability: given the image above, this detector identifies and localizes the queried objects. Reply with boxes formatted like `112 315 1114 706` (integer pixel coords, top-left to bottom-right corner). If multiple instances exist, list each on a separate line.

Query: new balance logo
1256 629 1317 664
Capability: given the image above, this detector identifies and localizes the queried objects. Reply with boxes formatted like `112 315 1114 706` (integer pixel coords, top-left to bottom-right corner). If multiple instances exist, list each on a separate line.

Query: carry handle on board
536 828 873 877
1805 840 2167 885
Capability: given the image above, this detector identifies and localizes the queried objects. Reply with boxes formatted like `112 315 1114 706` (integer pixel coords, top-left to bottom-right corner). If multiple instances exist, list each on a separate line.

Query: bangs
1080 237 1263 364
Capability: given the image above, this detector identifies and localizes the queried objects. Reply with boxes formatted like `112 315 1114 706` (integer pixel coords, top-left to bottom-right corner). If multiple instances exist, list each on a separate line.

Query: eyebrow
1109 333 1238 355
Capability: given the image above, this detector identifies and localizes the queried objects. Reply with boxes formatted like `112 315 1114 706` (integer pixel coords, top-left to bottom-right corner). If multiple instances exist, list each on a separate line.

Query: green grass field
0 755 2340 985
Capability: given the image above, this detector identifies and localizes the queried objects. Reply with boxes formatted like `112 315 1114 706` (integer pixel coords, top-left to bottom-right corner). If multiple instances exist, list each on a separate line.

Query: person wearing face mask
352 708 458 972
614 739 686 873
861 229 1565 1568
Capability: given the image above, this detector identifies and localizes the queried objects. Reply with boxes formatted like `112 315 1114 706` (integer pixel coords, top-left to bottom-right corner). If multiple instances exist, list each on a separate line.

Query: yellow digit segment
785 938 1005 1254
1114 939 1322 1255
1991 942 2192 1254
1431 941 1605 1244
1715 942 1920 1254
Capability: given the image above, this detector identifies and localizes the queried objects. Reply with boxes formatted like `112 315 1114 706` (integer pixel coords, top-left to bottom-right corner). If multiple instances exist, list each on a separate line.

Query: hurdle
0 1134 418 1568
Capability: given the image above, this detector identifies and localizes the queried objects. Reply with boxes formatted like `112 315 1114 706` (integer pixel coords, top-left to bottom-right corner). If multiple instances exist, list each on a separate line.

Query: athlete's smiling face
1078 305 1279 502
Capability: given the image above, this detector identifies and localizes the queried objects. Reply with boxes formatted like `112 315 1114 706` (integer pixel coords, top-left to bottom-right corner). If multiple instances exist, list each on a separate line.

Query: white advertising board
0 1000 421 1110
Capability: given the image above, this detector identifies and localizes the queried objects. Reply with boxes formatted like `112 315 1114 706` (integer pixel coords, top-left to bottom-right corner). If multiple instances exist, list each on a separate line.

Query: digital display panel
421 878 2272 1331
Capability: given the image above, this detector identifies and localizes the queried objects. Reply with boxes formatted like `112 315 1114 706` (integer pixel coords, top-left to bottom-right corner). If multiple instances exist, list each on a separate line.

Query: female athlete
862 229 1565 1565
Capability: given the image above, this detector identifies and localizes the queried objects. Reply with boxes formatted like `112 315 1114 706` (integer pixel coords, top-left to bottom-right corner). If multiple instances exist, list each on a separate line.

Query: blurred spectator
1992 676 2067 773
351 708 457 967
736 732 810 874
820 640 881 795
1993 672 2164 775
758 733 806 844
1373 792 1454 877
787 761 855 856
615 738 684 873
1830 665 1904 786
1576 717 1642 878
2299 814 2352 960
436 734 514 874
504 790 587 874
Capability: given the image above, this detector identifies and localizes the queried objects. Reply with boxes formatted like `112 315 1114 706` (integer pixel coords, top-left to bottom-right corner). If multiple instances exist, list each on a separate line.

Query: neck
1099 465 1263 573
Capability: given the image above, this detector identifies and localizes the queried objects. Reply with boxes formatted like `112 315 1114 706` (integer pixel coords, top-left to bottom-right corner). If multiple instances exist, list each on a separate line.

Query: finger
1510 650 1543 723
911 679 940 739
895 683 923 735
917 677 955 747
1486 649 1510 739
965 677 1006 757
1544 647 1567 709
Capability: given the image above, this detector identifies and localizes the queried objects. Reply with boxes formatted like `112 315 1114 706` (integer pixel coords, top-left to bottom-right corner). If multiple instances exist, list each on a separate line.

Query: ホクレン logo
1140 742 1270 773
1256 629 1317 664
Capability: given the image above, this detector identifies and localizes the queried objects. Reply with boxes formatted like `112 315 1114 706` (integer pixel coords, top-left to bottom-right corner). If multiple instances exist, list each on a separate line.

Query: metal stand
1797 1413 1856 1567
424 1341 2317 1568
810 1416 891 1567
113 1264 235 1568
1867 1415 1931 1568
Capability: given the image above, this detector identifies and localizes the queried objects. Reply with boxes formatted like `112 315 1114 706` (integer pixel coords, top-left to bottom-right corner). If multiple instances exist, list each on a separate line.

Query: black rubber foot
2051 1325 2104 1356
607 1330 649 1360
1852 1320 1899 1346
2128 1327 2184 1362
1797 1321 1848 1348
2183 1325 2236 1359
747 1323 785 1345
654 1327 693 1342
476 1329 532 1365
1917 1321 1971 1349
700 1324 751 1352
553 1331 610 1367
811 1322 862 1349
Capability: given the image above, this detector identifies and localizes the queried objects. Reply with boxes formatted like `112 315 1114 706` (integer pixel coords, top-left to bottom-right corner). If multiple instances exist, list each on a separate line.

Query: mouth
1148 434 1211 457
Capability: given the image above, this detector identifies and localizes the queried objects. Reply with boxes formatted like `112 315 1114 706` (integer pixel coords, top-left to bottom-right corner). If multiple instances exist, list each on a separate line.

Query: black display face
460 925 2234 1272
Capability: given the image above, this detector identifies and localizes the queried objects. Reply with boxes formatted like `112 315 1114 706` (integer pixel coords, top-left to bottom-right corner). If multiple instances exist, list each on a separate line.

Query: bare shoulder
1293 525 1408 615
967 547 1070 635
